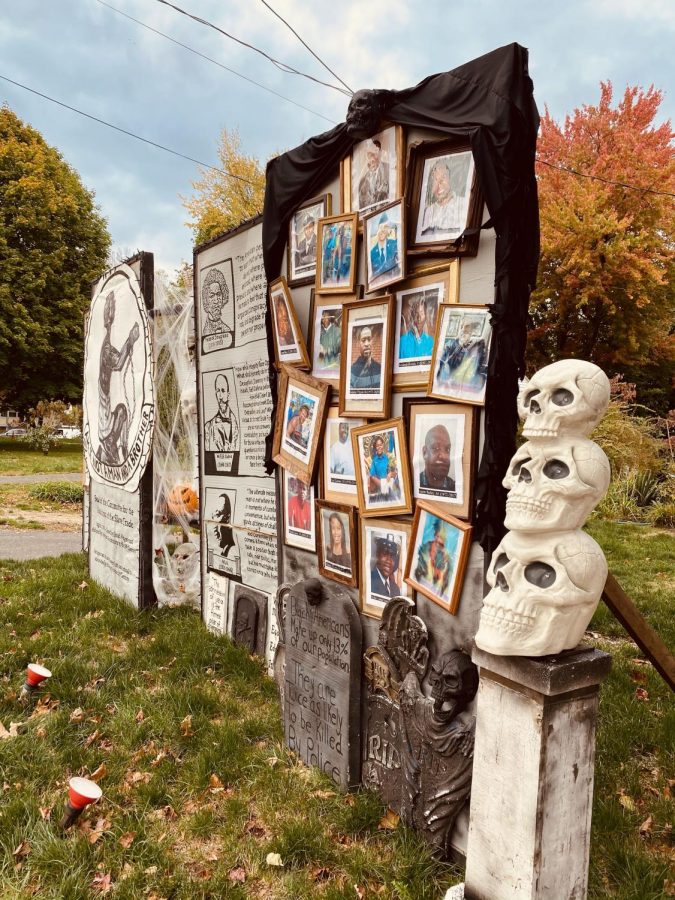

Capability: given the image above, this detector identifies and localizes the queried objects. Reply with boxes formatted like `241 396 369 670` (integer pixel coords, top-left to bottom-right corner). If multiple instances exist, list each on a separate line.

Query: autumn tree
182 128 266 246
0 106 111 410
529 83 675 412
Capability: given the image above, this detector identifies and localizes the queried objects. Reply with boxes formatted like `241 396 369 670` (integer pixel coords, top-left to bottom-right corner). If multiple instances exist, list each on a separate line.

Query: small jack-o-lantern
167 483 199 519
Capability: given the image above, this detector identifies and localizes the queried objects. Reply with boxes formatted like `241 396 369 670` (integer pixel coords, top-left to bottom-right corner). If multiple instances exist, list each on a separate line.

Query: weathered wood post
462 646 611 900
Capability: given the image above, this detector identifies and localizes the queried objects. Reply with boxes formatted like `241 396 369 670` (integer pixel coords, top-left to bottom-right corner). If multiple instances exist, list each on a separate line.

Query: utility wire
0 74 264 185
258 0 353 95
94 0 337 125
536 157 675 199
153 0 352 97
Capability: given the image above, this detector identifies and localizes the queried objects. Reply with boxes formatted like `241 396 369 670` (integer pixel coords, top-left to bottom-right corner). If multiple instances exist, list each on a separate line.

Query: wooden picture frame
272 365 329 484
359 517 412 619
402 398 478 520
339 295 394 420
407 138 483 257
287 193 332 287
282 469 316 551
404 500 472 614
363 198 406 294
427 304 492 406
315 212 358 294
351 417 413 518
316 500 358 587
340 124 405 219
269 276 310 370
392 266 456 391
308 290 354 389
320 407 365 507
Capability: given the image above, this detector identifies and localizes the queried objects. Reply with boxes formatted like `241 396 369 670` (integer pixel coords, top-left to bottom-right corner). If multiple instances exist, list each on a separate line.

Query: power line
536 157 675 199
152 0 352 97
0 74 263 186
94 0 337 126
258 0 353 95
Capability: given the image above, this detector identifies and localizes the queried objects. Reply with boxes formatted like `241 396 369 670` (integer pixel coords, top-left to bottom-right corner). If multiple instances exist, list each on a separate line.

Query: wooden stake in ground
603 572 675 691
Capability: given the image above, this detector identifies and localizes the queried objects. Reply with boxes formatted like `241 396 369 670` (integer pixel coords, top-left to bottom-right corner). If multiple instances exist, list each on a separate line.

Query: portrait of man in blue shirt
399 295 434 361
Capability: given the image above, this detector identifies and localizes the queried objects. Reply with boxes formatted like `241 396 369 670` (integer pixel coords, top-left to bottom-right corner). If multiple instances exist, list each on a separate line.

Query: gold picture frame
351 417 413 518
340 124 405 219
359 517 412 619
272 365 329 484
269 276 310 370
315 212 358 295
339 295 394 420
316 500 358 587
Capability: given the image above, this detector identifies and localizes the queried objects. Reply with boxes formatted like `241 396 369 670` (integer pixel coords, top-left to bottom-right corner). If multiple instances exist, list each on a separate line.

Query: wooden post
463 646 611 900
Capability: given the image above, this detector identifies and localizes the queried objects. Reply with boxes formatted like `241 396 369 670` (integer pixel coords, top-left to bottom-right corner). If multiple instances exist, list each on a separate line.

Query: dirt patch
0 506 82 532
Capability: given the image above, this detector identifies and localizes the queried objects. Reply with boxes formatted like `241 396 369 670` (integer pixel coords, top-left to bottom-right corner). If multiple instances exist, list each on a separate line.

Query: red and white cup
19 663 51 700
60 777 103 830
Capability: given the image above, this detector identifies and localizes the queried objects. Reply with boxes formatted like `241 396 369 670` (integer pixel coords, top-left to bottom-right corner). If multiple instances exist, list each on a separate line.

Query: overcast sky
1 0 673 274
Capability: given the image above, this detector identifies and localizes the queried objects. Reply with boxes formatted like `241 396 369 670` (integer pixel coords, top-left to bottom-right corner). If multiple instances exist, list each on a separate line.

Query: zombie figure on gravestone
399 650 479 857
97 290 140 465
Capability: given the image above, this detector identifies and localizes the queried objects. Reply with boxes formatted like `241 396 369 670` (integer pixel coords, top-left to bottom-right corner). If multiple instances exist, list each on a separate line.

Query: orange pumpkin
167 483 199 518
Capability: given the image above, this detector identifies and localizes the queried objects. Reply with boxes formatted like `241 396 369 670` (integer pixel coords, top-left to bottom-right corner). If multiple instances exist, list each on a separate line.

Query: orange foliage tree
529 83 674 411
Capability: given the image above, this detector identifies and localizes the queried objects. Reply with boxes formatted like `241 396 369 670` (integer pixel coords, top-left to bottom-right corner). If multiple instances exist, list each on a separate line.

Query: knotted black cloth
262 42 540 554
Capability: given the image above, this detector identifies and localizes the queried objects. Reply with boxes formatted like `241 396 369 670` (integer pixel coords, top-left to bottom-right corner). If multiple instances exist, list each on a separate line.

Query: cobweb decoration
152 273 200 609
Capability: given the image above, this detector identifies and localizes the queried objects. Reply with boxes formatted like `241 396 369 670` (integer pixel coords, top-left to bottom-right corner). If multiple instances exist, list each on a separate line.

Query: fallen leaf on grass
618 790 636 812
208 773 224 792
84 730 101 748
635 687 650 702
39 807 52 821
30 698 58 718
12 841 30 858
144 866 158 876
91 872 112 894
630 669 648 685
244 818 267 839
35 727 46 739
88 817 111 844
0 722 9 740
639 815 654 836
228 867 246 883
29 630 40 641
78 581 88 591
89 763 107 783
310 866 330 882
311 789 336 800
354 886 366 899
266 853 284 867
664 880 675 897
127 771 151 785
344 793 356 807
1 721 25 739
180 715 193 737
135 709 145 722
118 832 136 849
378 808 400 830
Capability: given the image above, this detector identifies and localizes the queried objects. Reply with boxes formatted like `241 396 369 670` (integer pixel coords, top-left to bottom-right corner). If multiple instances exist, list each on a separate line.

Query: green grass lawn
0 524 672 899
0 438 83 476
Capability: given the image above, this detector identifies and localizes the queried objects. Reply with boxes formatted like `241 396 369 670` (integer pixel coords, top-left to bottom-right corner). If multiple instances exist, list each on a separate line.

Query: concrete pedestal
464 646 611 900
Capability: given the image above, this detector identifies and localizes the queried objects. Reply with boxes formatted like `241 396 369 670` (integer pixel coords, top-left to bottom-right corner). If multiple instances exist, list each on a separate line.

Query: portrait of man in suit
369 211 400 282
204 373 239 452
358 138 390 211
294 212 317 270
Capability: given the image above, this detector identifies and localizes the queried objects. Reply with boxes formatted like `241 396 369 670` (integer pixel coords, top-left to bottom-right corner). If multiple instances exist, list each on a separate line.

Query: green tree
0 106 111 410
529 83 675 412
182 128 266 246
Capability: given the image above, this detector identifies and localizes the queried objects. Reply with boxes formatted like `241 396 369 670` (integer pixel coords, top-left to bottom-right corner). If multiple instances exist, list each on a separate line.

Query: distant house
0 408 20 430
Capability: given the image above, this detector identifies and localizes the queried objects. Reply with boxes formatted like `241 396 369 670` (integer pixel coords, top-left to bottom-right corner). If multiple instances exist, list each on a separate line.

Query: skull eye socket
524 389 540 408
552 388 574 407
511 457 532 476
524 562 557 588
543 460 570 479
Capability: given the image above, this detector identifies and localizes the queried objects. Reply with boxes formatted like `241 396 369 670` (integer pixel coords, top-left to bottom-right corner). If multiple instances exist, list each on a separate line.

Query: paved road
0 472 82 484
0 528 83 560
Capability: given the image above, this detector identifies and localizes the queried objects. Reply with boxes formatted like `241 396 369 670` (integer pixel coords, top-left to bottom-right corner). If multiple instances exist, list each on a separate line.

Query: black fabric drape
262 42 540 554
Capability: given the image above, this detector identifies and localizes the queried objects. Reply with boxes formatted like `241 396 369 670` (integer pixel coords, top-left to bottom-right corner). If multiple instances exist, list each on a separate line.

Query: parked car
3 427 27 438
52 426 82 439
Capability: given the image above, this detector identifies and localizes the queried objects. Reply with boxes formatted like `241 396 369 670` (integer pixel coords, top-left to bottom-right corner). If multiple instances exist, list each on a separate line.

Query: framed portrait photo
282 470 316 551
316 212 358 294
351 418 412 518
404 398 477 519
272 365 329 484
269 276 310 369
392 267 456 390
360 518 412 619
340 124 404 218
308 291 346 388
428 304 492 405
363 199 406 294
287 193 331 287
321 408 365 506
407 139 483 256
316 500 358 587
339 295 394 420
404 500 472 614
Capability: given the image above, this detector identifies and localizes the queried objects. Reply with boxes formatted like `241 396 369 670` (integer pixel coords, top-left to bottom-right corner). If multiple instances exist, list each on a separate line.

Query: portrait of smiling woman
317 501 357 586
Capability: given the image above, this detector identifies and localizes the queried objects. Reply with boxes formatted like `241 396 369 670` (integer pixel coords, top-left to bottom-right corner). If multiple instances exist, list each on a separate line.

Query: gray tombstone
284 577 362 788
231 584 268 654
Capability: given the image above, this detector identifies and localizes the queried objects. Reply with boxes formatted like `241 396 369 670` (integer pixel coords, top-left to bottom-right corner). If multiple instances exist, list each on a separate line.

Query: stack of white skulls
475 360 612 656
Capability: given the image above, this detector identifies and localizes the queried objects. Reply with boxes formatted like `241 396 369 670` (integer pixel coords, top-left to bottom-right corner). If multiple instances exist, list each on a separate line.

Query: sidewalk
0 528 82 560
0 472 82 484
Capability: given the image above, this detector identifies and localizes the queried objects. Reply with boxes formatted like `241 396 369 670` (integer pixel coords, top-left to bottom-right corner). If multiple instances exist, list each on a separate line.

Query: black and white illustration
202 367 241 475
204 487 241 580
199 258 236 354
83 264 154 492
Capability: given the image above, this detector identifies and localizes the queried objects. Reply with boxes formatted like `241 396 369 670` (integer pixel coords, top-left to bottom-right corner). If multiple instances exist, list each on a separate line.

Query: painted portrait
322 411 364 504
351 126 399 215
364 200 405 293
288 194 330 285
281 386 318 463
414 149 475 245
352 419 412 517
429 305 492 405
283 471 316 551
317 214 357 294
346 319 384 401
393 282 443 378
311 303 342 381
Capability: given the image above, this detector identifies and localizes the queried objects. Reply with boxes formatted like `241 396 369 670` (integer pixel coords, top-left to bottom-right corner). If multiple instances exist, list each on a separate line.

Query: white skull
180 385 197 419
171 542 199 582
504 438 610 531
474 529 607 656
518 360 610 438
